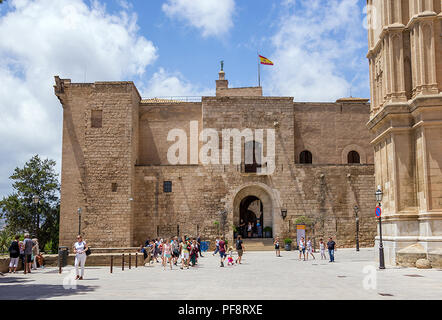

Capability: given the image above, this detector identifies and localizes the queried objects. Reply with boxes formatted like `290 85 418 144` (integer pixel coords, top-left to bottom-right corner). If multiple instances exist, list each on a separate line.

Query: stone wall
55 79 140 248
133 164 376 248
55 77 377 251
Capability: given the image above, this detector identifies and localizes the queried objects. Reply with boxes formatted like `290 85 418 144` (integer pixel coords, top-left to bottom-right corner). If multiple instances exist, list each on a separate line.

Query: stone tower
366 0 442 266
54 77 140 247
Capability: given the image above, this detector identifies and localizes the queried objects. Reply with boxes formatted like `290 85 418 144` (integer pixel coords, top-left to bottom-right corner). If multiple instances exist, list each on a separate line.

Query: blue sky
0 0 371 200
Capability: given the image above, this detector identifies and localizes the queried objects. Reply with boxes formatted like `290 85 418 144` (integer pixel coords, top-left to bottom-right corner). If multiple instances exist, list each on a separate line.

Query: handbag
85 247 91 256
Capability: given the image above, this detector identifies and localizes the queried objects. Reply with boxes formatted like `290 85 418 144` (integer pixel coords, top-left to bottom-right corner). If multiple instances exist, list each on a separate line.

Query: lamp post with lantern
32 195 39 237
375 186 385 269
354 205 360 252
77 207 82 235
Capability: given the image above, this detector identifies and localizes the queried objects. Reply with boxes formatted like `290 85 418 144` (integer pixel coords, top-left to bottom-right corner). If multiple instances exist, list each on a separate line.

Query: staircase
241 238 274 251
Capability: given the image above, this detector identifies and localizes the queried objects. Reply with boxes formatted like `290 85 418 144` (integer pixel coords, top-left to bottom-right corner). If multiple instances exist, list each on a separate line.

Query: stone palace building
54 67 377 249
367 0 442 266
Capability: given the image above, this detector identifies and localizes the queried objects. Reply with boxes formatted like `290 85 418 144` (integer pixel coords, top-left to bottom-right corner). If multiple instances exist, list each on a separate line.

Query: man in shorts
235 235 244 264
23 233 33 273
218 237 227 267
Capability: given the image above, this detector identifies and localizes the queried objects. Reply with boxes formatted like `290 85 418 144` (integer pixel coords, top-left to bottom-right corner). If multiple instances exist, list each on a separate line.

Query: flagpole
257 52 261 87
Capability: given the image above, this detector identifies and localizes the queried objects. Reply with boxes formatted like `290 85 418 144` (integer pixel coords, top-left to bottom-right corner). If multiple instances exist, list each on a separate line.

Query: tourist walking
8 235 20 273
180 237 190 269
23 233 33 273
219 237 227 267
235 235 244 264
73 235 88 280
298 237 306 261
190 239 199 267
172 237 180 266
306 238 315 260
212 237 220 256
327 237 336 262
227 247 234 266
274 237 281 257
32 238 40 270
197 235 203 257
162 238 173 270
319 238 327 260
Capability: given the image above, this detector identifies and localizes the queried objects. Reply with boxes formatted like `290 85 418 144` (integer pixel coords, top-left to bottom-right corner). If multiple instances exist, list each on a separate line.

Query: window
91 110 102 128
300 150 312 164
348 151 360 164
244 141 262 173
163 181 172 193
111 183 118 192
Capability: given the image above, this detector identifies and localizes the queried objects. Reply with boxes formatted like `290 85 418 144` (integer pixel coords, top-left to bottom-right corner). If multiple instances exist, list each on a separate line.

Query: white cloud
141 68 213 98
266 0 367 101
162 0 235 37
0 0 158 198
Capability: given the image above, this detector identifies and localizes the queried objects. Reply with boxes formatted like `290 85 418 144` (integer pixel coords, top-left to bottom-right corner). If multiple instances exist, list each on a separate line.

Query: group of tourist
237 219 262 238
7 233 44 274
273 236 337 262
212 235 245 267
141 235 204 270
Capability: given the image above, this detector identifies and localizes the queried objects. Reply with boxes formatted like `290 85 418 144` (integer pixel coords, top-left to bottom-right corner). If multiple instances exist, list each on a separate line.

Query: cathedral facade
366 0 442 266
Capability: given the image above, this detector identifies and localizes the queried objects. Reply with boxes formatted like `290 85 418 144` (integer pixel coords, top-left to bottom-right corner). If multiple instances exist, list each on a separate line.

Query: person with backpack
235 235 245 264
73 234 88 280
8 235 20 273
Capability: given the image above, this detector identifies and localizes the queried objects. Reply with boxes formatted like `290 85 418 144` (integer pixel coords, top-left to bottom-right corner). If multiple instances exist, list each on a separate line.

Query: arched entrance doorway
239 196 263 238
232 183 276 239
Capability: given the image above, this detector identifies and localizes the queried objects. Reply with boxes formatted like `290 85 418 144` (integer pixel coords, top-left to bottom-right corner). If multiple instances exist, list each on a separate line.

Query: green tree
0 155 60 251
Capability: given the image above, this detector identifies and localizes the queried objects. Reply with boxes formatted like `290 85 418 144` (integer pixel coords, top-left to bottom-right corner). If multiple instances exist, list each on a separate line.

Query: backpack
8 242 18 256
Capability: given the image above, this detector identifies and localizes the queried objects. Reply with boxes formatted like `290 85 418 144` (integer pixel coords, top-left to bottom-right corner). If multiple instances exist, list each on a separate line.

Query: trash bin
58 246 69 267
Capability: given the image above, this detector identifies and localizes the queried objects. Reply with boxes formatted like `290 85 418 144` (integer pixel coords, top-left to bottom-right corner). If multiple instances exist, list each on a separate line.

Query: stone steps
241 239 274 251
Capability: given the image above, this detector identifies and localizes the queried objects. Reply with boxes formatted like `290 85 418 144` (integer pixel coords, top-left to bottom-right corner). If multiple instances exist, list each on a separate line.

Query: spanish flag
259 55 274 65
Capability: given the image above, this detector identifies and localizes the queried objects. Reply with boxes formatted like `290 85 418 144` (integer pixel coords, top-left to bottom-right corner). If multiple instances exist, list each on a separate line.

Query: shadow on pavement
0 277 97 300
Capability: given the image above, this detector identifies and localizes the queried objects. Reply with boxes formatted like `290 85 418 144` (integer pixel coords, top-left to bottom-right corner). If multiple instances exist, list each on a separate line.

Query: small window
91 110 102 128
111 183 118 192
300 150 312 164
348 151 360 164
163 181 172 193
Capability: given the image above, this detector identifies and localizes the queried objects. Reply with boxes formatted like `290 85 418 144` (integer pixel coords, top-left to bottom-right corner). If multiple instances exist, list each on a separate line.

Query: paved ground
1 248 441 300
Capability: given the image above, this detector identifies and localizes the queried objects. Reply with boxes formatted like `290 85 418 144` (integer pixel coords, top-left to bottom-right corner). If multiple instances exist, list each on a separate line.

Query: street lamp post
354 205 360 252
32 195 39 237
77 207 82 235
375 186 385 269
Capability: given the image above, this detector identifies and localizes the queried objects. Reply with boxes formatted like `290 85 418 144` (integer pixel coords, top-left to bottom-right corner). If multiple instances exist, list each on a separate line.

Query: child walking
227 247 234 266
319 238 327 260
